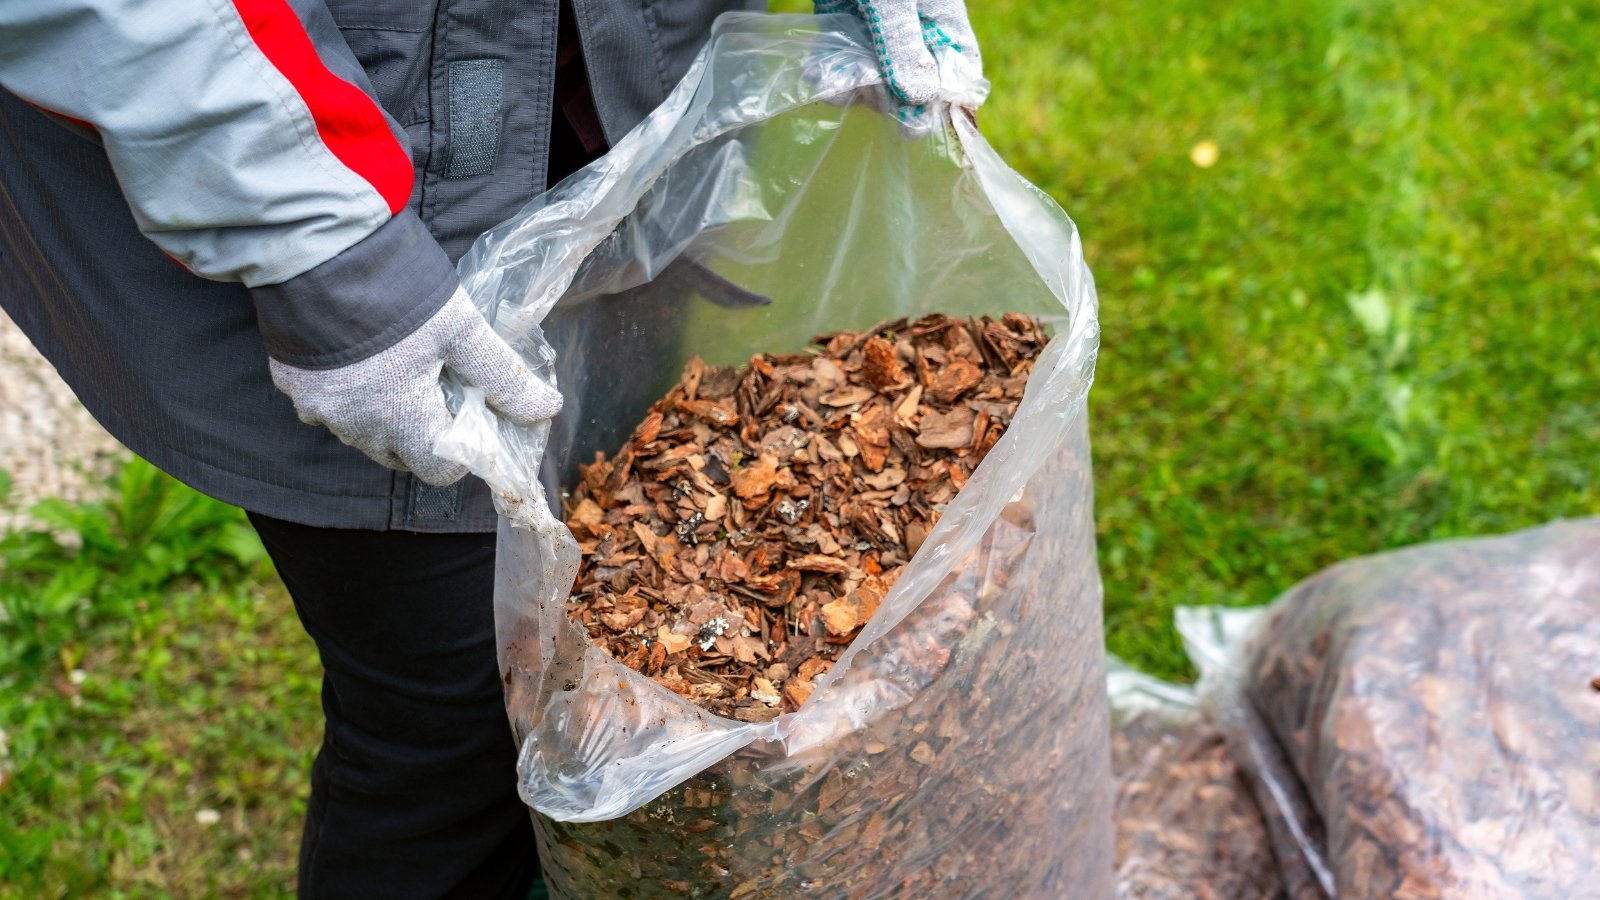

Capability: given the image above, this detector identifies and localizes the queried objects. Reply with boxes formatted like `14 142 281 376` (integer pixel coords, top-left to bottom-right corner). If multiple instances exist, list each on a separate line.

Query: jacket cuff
251 211 458 369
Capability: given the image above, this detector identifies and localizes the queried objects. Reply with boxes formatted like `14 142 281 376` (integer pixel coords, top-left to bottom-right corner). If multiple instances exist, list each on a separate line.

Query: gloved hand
269 287 563 486
816 0 982 106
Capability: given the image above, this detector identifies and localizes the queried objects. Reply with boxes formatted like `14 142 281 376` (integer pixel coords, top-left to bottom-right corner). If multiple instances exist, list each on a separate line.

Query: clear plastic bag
436 12 1110 898
1189 520 1600 899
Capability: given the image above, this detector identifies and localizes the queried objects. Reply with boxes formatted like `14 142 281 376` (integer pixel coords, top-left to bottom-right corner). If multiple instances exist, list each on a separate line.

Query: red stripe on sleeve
231 0 412 215
24 101 97 132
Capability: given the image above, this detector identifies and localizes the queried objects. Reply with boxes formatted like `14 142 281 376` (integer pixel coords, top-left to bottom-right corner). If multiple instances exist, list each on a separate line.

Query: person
0 0 980 895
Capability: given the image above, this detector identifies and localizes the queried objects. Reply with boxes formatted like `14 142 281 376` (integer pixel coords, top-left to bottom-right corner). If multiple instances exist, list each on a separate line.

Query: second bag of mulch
1201 519 1600 899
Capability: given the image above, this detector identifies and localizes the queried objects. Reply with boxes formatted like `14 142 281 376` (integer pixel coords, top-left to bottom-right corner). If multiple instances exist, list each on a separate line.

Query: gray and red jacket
0 0 756 531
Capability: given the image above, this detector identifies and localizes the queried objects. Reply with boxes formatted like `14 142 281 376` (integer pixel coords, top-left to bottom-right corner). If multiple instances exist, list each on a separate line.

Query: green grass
5 1 1599 892
970 0 1600 676
0 460 320 897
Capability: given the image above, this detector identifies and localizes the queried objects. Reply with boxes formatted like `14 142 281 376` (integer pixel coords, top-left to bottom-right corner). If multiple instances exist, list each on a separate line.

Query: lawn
0 462 318 897
974 0 1600 674
4 0 1598 893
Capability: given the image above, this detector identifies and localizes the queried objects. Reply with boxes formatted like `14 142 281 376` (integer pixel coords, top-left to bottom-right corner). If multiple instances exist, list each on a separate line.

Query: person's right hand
269 287 563 486
816 0 983 105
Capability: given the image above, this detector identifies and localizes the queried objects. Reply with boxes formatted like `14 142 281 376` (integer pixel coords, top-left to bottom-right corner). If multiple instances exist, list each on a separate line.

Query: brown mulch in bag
561 313 1048 719
1112 711 1288 900
1225 521 1600 898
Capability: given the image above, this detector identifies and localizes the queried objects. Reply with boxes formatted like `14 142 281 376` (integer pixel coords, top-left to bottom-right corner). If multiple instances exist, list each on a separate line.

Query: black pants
249 513 540 899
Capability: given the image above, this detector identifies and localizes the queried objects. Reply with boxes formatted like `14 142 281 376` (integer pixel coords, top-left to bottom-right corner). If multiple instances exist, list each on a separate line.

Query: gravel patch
0 307 122 529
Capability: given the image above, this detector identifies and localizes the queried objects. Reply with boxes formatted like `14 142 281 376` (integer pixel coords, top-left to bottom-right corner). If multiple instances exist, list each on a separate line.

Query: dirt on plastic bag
435 12 1110 899
1193 520 1600 899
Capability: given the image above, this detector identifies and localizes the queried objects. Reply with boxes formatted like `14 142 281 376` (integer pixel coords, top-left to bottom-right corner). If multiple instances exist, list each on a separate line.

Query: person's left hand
815 0 982 106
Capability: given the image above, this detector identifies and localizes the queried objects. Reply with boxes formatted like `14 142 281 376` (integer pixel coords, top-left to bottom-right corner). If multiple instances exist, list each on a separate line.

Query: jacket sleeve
0 0 460 369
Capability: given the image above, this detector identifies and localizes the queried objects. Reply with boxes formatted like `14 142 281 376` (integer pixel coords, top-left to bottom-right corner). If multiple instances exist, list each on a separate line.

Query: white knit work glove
269 287 563 486
815 0 982 105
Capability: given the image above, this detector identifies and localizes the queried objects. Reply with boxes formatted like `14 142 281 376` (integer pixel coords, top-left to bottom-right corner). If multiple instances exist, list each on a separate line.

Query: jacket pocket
326 2 435 128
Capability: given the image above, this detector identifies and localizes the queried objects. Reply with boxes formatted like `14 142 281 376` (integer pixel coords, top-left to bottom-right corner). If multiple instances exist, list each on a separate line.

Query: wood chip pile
1112 711 1287 900
524 312 1116 897
562 313 1049 720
